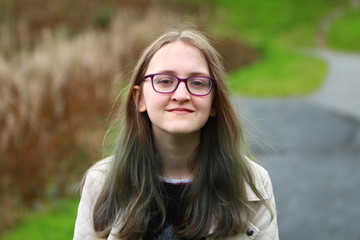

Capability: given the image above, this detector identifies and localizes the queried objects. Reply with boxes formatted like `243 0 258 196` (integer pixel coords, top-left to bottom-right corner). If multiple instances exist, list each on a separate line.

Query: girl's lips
167 108 194 113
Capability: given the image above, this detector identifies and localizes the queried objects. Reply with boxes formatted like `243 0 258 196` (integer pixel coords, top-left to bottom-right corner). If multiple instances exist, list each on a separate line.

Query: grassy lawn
210 0 343 47
328 9 360 52
229 47 328 96
208 0 335 97
0 197 79 240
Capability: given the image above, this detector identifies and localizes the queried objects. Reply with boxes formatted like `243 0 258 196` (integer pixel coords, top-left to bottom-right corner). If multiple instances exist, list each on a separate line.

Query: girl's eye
155 75 177 85
189 78 210 88
159 79 173 84
154 75 177 89
191 80 205 86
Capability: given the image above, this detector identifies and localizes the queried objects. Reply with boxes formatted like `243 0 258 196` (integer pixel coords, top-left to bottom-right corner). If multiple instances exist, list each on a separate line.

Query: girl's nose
171 82 190 101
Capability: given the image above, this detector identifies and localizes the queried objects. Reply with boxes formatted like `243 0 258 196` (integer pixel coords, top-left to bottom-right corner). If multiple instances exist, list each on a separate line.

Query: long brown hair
93 27 268 239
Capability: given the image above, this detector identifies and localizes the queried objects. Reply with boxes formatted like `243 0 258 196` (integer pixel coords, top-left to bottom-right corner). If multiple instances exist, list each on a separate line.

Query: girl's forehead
147 41 209 75
155 41 204 59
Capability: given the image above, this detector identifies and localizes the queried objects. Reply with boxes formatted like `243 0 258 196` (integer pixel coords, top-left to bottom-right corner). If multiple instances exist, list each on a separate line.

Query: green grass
229 47 328 96
328 9 360 51
210 0 344 48
1 197 80 240
207 0 338 96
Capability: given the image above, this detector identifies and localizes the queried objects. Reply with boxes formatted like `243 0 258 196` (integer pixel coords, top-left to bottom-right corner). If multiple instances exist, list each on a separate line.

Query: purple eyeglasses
143 73 215 96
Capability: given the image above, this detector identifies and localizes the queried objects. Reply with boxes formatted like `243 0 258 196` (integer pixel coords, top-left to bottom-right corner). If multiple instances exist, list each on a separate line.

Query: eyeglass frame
142 73 216 96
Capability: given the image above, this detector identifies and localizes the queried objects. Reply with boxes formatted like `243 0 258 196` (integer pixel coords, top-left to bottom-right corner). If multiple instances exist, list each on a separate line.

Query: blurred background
0 0 359 239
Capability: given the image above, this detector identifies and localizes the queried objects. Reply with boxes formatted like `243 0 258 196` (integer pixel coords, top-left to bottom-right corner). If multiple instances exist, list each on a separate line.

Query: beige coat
73 157 279 240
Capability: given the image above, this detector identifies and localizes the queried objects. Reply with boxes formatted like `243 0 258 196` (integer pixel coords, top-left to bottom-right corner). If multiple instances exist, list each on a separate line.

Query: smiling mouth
167 108 194 113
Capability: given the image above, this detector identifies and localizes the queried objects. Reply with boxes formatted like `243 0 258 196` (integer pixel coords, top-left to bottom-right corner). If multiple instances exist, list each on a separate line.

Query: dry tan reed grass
0 6 181 232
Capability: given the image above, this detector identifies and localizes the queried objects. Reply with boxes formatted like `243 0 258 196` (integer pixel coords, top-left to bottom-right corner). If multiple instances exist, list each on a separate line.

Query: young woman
74 28 278 240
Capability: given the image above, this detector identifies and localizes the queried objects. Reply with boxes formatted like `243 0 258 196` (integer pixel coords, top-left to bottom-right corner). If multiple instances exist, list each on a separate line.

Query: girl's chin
160 128 201 136
167 129 199 135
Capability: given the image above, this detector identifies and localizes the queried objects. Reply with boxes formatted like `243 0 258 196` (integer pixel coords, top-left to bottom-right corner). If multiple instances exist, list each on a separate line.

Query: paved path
309 50 360 121
234 50 360 240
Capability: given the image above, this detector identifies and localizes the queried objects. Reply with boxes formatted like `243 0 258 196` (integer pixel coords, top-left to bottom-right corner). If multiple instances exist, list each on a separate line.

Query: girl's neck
153 131 200 180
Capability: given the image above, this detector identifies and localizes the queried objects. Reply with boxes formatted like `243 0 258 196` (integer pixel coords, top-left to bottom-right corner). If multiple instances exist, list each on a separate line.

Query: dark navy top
143 178 205 240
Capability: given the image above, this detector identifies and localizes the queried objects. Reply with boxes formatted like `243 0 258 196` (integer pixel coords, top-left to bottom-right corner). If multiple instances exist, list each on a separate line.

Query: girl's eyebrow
156 69 210 77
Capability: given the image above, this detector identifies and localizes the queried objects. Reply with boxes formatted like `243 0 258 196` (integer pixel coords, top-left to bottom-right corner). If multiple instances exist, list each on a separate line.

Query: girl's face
135 41 216 137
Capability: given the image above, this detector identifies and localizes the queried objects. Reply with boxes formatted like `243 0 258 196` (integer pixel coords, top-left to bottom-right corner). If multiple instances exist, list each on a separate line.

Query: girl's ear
133 85 147 112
